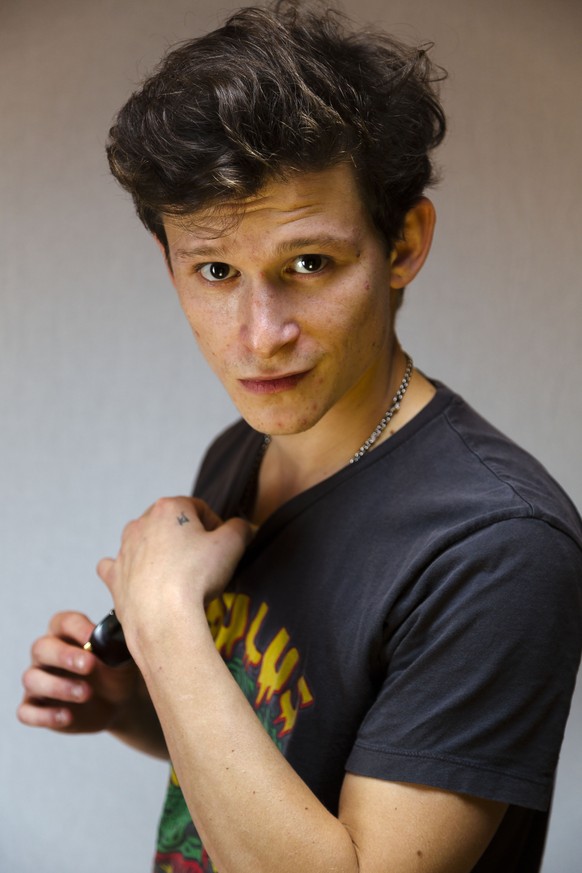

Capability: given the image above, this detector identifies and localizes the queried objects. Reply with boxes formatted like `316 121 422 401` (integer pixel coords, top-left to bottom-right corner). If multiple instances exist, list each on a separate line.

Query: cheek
179 297 234 363
326 286 392 376
193 329 230 369
327 279 388 342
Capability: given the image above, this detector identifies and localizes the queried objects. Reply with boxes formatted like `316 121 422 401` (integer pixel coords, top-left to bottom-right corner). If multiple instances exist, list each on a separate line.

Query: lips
239 370 310 394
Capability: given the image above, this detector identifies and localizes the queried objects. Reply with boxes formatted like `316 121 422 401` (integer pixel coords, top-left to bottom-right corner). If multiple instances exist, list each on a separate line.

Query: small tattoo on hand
177 512 190 526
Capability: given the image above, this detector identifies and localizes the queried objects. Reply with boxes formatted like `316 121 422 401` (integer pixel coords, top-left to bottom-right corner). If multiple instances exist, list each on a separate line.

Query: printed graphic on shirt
154 593 314 873
155 767 217 873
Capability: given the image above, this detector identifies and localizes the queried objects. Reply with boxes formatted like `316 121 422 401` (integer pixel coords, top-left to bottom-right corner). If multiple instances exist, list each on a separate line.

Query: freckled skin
163 164 399 444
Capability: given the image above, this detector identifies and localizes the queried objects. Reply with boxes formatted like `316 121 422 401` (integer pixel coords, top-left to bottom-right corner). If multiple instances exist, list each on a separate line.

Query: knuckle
122 518 135 536
16 703 32 725
30 635 53 665
152 496 174 514
21 666 44 695
120 517 140 543
96 557 111 578
48 610 72 634
49 610 91 641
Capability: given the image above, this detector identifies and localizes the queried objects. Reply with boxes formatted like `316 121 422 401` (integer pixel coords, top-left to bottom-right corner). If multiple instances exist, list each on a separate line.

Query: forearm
98 499 504 873
108 673 168 760
136 608 359 873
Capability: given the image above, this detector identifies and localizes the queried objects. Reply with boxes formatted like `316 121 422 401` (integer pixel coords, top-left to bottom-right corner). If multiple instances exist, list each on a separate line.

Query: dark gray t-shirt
155 383 582 873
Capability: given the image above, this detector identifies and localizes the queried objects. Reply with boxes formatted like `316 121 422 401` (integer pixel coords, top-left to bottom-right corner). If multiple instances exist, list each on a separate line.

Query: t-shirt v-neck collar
238 381 453 549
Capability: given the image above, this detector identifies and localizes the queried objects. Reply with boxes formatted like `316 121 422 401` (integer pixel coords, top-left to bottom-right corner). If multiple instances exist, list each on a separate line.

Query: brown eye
292 255 328 274
199 262 236 281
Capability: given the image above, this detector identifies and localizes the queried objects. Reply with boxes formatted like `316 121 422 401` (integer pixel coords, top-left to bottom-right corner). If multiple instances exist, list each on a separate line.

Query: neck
251 346 435 524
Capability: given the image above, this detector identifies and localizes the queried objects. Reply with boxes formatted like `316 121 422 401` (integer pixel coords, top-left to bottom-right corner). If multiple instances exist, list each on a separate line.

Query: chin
239 406 326 437
229 378 334 435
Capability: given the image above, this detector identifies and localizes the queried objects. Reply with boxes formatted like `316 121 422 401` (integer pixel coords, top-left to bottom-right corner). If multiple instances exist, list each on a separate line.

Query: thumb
96 557 116 590
222 515 257 550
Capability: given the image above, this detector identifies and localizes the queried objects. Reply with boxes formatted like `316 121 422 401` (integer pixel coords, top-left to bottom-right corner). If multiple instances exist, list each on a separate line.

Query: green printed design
156 775 203 858
226 655 284 749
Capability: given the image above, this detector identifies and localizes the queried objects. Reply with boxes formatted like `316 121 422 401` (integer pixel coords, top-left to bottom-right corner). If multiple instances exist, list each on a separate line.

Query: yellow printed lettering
209 596 314 739
214 593 250 659
245 602 269 666
206 596 227 641
255 629 299 706
275 676 314 736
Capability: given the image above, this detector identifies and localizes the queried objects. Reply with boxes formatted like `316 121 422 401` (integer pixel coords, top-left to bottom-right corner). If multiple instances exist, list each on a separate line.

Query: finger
17 700 74 730
222 515 257 549
96 557 115 587
47 611 96 646
205 517 257 582
195 498 224 532
21 666 92 705
31 635 95 675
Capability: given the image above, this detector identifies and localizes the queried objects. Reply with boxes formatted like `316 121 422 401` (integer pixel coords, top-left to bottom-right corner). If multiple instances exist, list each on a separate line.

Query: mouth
239 370 310 395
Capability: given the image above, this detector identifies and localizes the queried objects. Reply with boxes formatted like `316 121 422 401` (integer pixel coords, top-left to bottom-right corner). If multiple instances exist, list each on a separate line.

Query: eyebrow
173 236 359 262
173 244 230 261
273 236 359 256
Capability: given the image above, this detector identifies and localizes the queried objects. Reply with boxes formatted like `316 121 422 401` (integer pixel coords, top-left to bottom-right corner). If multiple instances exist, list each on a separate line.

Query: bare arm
18 611 167 760
98 495 505 873
140 605 504 873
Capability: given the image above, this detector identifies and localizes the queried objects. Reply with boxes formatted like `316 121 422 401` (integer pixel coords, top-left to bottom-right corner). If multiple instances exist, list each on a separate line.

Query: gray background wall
1 0 580 869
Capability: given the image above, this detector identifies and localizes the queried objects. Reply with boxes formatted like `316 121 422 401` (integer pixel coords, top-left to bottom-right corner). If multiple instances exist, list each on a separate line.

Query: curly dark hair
106 1 446 258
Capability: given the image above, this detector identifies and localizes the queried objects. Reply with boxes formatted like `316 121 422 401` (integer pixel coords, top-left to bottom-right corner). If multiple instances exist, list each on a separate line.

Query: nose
239 282 300 358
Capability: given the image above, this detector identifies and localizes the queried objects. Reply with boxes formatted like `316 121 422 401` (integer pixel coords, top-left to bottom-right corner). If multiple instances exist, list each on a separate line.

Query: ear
389 198 436 290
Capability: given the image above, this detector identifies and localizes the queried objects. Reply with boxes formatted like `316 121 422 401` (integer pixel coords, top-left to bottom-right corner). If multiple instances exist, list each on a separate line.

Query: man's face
163 163 399 437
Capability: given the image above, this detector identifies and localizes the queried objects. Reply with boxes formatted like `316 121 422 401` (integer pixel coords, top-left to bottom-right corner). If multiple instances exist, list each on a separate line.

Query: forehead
163 163 375 251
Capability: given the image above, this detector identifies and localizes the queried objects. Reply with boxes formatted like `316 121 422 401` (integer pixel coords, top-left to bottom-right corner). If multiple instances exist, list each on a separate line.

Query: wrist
125 591 212 675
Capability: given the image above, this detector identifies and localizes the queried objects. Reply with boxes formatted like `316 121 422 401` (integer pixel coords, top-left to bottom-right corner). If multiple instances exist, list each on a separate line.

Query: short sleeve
346 517 582 810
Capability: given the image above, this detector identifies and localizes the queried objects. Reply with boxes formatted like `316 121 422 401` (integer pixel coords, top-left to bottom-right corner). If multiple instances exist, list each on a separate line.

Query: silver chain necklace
243 355 414 516
348 353 414 464
260 353 413 463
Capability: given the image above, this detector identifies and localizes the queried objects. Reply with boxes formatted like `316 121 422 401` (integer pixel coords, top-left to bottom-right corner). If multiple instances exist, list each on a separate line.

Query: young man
18 4 582 872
